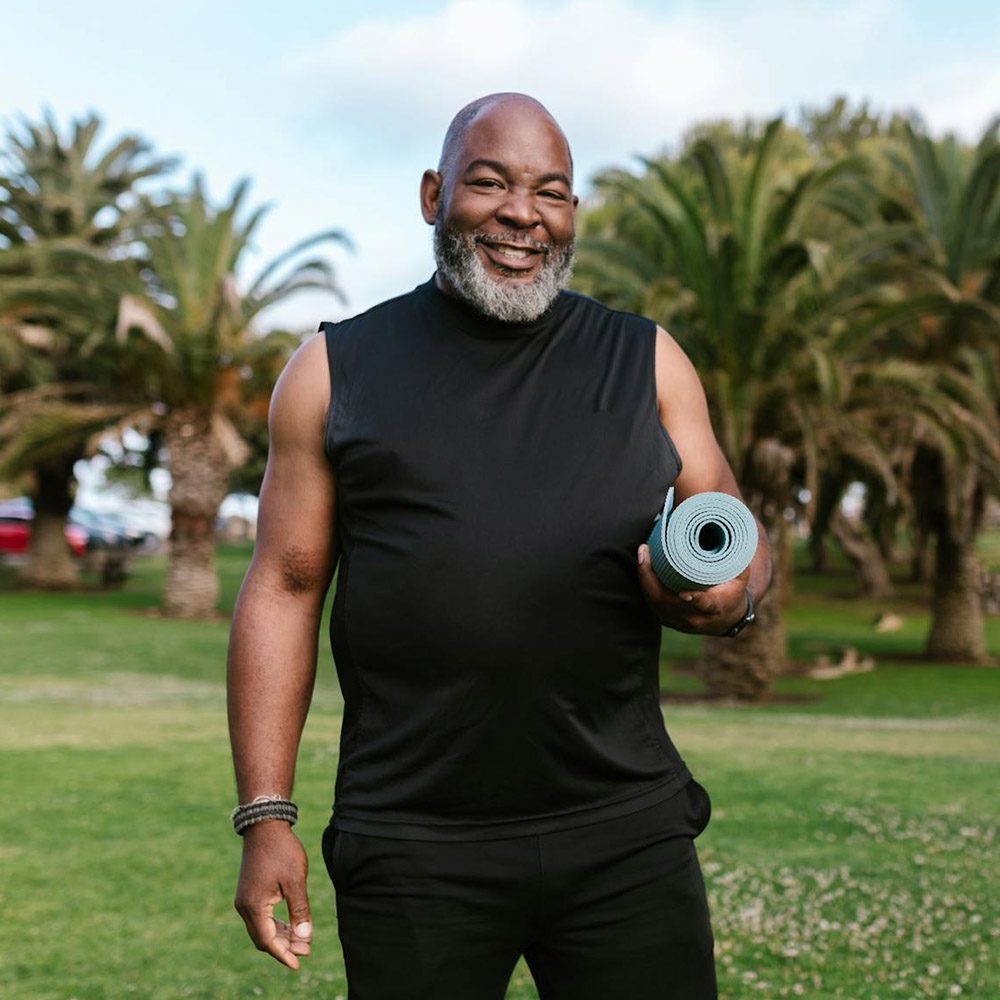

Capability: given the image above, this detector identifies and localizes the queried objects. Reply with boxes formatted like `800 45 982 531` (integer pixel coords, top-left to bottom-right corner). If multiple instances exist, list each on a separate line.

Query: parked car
0 510 87 558
69 496 171 547
0 497 34 520
68 506 131 551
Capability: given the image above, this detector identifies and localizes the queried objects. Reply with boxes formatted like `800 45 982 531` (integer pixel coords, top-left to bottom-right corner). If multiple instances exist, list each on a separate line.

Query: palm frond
246 229 352 298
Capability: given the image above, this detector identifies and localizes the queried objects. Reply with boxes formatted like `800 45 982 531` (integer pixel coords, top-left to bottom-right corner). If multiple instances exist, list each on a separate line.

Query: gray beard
433 219 576 323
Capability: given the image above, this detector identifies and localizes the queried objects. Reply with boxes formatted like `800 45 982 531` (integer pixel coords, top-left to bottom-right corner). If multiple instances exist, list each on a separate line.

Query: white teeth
493 246 531 259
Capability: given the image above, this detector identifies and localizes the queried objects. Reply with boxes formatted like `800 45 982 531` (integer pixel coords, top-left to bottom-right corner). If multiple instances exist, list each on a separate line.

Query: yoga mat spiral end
645 490 756 590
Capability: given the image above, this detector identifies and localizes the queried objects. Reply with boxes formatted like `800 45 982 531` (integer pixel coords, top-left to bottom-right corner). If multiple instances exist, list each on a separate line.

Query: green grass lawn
1 545 997 999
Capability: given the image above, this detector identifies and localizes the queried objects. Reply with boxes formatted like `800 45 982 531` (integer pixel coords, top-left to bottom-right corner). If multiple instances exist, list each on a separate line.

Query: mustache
473 231 550 254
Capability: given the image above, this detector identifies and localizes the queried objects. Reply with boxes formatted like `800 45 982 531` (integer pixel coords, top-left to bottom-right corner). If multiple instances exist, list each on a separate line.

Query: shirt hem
329 766 693 842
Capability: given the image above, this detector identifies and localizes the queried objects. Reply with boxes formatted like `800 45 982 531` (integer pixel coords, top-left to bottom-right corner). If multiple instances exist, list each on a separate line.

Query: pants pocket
321 823 344 889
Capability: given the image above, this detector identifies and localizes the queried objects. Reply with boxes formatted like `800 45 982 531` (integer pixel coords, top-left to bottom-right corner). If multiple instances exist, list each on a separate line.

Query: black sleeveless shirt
321 275 689 840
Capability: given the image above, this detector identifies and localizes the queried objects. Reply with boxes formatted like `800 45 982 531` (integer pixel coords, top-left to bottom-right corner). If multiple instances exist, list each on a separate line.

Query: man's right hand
233 821 313 970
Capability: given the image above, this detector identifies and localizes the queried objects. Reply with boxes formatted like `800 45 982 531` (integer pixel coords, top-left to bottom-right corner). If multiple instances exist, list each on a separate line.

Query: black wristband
723 587 756 638
231 796 298 836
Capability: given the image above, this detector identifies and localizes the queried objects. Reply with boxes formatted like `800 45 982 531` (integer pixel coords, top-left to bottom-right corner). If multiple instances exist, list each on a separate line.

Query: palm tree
866 120 1000 661
574 119 890 698
117 174 349 617
0 110 174 586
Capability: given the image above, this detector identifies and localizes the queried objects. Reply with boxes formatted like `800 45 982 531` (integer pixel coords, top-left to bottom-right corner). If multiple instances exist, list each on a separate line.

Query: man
228 92 771 999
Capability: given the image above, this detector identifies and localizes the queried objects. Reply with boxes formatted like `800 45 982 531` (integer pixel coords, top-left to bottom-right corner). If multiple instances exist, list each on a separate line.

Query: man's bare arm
637 326 772 635
227 332 336 970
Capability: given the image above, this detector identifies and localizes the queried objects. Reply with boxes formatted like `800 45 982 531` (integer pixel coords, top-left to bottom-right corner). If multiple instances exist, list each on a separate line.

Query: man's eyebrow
537 171 572 188
464 158 510 177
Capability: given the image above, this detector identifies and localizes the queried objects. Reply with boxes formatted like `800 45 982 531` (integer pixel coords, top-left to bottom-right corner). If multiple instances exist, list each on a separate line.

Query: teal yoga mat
645 487 757 591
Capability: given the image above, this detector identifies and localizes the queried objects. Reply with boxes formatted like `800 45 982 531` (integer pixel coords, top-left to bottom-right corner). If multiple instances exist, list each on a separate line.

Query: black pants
321 778 717 999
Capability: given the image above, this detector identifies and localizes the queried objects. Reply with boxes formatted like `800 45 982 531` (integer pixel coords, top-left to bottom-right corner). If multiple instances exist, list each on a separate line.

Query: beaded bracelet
231 794 298 836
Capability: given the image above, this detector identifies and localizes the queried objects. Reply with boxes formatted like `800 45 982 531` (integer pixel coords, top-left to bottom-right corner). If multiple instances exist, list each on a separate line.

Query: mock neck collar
419 273 563 341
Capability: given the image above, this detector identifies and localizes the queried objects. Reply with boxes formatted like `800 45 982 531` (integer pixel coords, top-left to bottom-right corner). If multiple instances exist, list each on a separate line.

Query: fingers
235 879 311 970
637 545 740 633
275 918 312 958
238 900 302 970
637 545 695 606
637 545 676 601
284 882 313 957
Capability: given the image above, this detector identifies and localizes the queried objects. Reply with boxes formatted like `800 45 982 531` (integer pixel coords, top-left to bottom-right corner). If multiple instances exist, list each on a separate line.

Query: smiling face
421 96 579 322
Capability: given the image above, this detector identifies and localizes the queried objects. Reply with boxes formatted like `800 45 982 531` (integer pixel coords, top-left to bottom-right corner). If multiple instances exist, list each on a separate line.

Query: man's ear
420 169 443 226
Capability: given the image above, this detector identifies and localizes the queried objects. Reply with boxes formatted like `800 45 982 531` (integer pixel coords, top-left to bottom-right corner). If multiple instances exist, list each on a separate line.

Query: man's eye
539 190 566 200
473 179 502 188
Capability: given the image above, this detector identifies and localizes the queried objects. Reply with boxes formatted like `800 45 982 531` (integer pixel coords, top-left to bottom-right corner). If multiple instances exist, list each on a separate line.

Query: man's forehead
453 101 573 177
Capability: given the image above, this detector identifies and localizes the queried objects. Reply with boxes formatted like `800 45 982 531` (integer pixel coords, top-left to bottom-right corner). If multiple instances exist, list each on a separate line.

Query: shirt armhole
646 320 684 479
319 321 339 465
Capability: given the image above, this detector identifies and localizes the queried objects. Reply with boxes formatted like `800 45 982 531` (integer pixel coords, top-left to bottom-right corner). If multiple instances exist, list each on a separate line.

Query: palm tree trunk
699 512 790 700
925 531 988 663
829 508 893 599
808 472 843 573
863 481 899 569
162 407 231 618
20 461 78 589
871 503 900 569
911 448 989 663
910 525 934 583
808 532 828 574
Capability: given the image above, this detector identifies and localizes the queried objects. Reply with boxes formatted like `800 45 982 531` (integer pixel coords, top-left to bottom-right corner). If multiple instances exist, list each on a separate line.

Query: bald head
437 93 574 186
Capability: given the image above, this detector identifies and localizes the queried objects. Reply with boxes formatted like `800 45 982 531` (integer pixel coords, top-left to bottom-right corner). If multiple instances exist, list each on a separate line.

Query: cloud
262 0 999 324
916 60 1000 140
278 0 964 173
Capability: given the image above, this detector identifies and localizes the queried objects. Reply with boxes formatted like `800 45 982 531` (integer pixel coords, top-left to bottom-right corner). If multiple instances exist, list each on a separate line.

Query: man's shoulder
318 280 427 336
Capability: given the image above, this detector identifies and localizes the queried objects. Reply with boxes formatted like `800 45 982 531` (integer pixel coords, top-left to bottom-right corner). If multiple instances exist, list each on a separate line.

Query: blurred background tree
115 174 349 617
0 111 174 587
863 119 1000 661
0 112 350 617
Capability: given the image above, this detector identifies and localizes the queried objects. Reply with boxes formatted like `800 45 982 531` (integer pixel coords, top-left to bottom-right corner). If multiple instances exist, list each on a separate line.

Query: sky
4 0 999 333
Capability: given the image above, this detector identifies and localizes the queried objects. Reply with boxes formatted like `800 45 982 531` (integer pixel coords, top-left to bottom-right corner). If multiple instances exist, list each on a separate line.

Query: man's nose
496 189 541 229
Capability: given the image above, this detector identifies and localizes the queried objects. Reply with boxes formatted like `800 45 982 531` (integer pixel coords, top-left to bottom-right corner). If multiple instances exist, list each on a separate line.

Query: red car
0 513 87 558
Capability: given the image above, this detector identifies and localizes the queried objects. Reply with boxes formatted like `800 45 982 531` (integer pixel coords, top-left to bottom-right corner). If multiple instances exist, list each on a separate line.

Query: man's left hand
636 544 750 635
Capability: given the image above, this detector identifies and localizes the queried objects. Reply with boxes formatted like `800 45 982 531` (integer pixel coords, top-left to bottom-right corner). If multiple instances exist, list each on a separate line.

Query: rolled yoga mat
645 487 757 591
